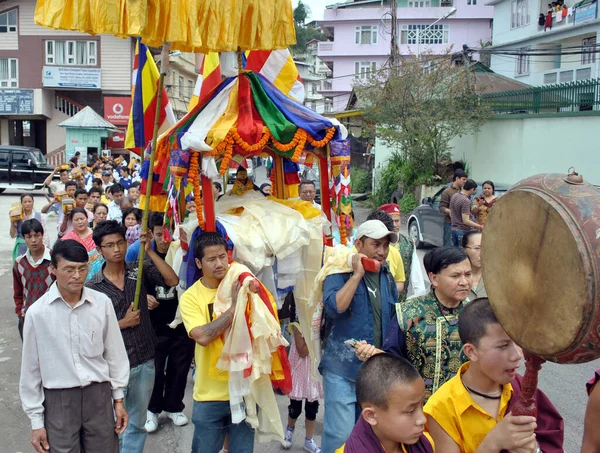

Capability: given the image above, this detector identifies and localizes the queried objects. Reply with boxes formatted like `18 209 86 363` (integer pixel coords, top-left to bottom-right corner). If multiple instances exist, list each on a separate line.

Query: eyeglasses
100 239 127 250
60 266 88 276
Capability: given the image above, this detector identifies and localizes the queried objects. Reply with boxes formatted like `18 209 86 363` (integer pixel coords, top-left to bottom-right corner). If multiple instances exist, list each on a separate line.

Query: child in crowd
12 219 54 340
336 353 434 452
424 297 564 453
122 207 142 244
282 320 323 453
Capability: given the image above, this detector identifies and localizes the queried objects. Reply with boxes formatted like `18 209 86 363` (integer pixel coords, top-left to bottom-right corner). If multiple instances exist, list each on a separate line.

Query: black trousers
43 382 118 453
148 332 195 414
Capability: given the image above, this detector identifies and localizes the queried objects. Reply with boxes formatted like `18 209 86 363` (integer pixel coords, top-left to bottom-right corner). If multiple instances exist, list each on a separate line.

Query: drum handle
511 353 545 417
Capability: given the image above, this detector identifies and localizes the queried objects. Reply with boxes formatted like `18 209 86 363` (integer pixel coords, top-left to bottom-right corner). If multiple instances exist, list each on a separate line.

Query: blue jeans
443 222 453 247
452 229 466 248
321 369 361 453
121 360 155 453
191 401 255 453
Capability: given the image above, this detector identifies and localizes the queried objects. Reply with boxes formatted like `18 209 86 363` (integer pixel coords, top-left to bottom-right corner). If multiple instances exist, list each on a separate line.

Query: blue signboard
574 1 598 24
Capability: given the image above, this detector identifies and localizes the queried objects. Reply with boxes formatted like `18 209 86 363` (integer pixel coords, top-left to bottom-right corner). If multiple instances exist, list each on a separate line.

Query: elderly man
20 240 129 453
319 220 399 453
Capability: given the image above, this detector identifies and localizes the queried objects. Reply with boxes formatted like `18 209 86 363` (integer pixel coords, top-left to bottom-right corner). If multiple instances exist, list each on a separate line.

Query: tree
294 1 308 25
355 54 491 195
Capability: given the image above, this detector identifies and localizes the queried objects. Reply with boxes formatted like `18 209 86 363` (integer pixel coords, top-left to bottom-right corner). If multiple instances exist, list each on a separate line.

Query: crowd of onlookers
11 163 600 453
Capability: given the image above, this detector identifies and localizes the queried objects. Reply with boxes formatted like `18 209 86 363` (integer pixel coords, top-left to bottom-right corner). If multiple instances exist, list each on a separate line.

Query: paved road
0 188 597 453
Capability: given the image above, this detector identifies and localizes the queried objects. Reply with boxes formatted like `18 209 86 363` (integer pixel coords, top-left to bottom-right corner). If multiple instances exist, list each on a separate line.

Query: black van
0 146 58 193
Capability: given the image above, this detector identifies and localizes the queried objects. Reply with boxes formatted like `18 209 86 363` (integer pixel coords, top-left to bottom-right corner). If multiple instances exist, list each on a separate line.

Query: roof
471 62 531 94
58 106 118 130
326 0 386 9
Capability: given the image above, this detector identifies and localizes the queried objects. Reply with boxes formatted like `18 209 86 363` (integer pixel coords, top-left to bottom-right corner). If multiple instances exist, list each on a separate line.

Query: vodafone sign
104 97 132 125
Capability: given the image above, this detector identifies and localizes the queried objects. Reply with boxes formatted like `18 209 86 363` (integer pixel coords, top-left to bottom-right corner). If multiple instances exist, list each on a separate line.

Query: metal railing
479 79 600 114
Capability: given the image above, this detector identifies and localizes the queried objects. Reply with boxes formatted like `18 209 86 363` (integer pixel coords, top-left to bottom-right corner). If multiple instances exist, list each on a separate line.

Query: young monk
336 353 434 453
425 297 564 453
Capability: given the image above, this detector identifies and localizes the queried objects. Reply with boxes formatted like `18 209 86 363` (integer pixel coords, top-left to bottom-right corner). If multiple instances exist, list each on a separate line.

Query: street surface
0 183 597 453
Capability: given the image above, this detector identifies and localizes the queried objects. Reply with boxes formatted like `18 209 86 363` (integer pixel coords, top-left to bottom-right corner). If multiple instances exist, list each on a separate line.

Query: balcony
538 9 575 31
541 65 596 84
317 41 334 56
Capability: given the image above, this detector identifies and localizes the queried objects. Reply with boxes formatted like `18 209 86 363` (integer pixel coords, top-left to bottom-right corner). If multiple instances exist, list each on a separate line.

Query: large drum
482 171 600 364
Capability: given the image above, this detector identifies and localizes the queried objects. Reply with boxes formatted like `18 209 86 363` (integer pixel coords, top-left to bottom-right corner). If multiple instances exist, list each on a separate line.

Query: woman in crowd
90 203 109 229
472 180 498 225
62 207 104 280
122 207 142 244
462 231 486 301
10 194 49 259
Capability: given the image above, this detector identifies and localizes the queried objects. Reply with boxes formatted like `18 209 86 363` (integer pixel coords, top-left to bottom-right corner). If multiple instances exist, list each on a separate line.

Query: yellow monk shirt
179 279 229 402
351 245 406 283
424 362 513 453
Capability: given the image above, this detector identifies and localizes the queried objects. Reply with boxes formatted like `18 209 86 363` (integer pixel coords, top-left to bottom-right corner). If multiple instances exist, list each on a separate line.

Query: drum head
482 190 588 359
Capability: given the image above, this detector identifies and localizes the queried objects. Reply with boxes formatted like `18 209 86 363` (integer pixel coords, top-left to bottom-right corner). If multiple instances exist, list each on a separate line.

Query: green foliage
293 1 308 24
350 166 371 193
355 54 491 196
291 25 325 54
399 193 417 213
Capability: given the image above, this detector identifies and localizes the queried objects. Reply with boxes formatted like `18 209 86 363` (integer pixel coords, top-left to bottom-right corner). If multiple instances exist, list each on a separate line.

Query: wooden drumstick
511 353 546 417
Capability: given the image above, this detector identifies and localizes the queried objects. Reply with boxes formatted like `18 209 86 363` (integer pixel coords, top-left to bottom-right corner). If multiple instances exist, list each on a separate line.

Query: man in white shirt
107 183 126 223
19 239 130 453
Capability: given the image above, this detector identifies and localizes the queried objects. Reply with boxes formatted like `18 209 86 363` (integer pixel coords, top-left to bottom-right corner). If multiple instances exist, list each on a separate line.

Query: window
515 47 530 75
511 0 530 29
310 101 317 110
467 0 477 4
188 79 194 99
311 83 318 95
408 0 431 6
401 24 450 45
582 37 596 65
178 76 184 98
45 40 98 65
0 58 18 88
0 9 17 33
355 25 378 45
355 61 377 79
0 151 8 164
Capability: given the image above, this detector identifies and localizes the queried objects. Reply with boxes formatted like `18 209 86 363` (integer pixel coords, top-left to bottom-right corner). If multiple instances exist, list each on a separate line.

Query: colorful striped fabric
125 39 175 154
187 49 304 115
188 52 221 111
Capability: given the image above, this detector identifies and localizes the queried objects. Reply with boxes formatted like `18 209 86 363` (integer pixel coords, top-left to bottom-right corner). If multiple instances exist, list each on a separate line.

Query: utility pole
389 0 400 71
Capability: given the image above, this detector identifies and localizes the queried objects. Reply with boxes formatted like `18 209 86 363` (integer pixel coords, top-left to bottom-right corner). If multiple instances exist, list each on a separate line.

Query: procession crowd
11 161 600 453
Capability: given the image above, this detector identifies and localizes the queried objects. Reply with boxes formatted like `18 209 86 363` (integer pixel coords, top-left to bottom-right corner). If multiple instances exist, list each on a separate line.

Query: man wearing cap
319 220 399 453
378 203 428 302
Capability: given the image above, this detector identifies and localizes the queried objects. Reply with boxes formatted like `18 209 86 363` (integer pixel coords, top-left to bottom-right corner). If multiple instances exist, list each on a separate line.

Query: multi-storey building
162 52 198 121
0 0 133 158
488 0 600 85
317 0 495 111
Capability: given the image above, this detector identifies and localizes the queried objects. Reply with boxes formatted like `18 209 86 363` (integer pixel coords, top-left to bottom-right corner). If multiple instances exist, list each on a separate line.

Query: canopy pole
318 149 333 247
133 45 169 311
274 154 285 199
202 174 216 232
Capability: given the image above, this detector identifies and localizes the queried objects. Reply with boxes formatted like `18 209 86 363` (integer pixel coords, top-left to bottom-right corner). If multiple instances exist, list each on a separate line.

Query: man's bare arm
189 307 235 347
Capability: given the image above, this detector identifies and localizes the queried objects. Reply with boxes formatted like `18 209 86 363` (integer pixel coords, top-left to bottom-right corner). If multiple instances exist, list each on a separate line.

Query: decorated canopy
34 0 296 53
142 71 347 217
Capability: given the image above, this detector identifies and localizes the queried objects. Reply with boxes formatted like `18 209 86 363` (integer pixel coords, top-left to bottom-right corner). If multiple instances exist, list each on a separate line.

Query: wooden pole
133 69 166 310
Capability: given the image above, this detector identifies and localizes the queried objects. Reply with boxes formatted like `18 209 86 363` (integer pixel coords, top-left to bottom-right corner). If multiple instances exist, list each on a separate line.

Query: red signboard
104 97 132 125
107 128 126 148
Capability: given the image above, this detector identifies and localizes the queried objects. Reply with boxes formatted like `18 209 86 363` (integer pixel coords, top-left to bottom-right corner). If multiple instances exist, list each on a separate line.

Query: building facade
0 0 133 160
317 0 494 111
488 0 600 85
163 52 198 121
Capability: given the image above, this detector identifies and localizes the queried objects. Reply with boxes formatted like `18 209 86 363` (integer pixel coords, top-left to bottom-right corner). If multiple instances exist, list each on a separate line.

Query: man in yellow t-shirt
365 211 405 294
179 232 255 453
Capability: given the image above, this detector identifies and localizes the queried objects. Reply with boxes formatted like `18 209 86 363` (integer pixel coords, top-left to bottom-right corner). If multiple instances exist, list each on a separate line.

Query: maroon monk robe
506 375 564 453
342 415 434 453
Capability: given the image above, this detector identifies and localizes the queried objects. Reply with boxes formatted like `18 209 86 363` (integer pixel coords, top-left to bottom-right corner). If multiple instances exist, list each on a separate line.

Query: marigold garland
188 152 205 229
339 213 348 246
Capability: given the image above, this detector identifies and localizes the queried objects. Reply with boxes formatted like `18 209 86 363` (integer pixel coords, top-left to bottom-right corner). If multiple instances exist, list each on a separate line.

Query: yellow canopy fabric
34 0 296 53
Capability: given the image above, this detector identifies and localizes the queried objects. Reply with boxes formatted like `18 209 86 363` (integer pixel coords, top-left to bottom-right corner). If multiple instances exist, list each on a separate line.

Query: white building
488 0 600 85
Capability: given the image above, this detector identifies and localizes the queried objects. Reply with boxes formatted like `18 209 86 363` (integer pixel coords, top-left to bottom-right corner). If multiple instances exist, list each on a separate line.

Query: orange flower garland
339 213 348 246
188 152 205 229
307 127 336 149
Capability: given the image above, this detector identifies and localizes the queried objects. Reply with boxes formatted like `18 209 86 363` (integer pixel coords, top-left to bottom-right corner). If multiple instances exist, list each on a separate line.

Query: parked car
407 182 511 248
227 158 255 184
0 146 58 193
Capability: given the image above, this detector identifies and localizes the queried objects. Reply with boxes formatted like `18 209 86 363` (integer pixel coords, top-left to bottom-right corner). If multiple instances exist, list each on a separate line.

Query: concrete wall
449 115 600 185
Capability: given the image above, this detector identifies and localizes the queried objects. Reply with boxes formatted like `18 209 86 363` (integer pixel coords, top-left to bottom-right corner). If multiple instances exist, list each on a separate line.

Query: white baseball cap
355 220 399 244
